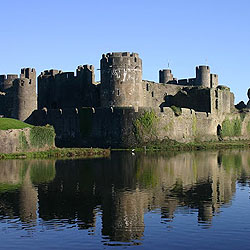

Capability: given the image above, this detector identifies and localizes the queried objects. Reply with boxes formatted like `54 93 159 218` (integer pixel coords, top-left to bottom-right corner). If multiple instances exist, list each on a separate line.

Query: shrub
30 125 55 148
221 118 242 137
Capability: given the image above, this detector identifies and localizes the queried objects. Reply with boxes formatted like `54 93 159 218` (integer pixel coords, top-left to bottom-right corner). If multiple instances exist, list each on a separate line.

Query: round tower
100 52 143 108
12 68 37 121
159 69 173 83
196 65 210 88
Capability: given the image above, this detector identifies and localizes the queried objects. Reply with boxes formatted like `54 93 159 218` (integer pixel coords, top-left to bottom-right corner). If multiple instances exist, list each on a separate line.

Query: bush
30 125 55 148
221 118 242 137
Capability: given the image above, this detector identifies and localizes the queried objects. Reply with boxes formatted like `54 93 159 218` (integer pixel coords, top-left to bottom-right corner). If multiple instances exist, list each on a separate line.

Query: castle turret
77 64 95 84
0 74 19 117
210 74 218 88
0 74 18 91
196 66 210 87
100 52 143 108
159 69 173 83
12 68 37 121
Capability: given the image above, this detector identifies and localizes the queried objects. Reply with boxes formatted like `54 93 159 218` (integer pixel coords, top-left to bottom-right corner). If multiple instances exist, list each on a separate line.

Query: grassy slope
0 118 33 130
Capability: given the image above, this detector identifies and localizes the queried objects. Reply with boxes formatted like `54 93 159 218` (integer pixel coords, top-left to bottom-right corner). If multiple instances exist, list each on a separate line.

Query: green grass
113 139 250 152
0 118 33 130
0 148 110 160
0 183 21 193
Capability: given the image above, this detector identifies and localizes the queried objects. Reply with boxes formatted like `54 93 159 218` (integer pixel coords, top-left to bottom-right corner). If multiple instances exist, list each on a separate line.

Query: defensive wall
0 126 55 154
38 65 99 109
26 106 250 148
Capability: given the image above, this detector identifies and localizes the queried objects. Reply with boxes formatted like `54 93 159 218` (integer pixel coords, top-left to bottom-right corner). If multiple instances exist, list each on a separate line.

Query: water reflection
0 160 55 226
0 150 250 246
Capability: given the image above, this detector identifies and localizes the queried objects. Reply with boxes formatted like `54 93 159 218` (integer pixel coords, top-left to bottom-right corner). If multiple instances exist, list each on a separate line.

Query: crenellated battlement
20 68 36 79
102 52 139 58
7 74 18 80
77 64 95 77
0 74 19 91
55 72 74 80
101 52 142 70
77 64 94 72
39 69 62 79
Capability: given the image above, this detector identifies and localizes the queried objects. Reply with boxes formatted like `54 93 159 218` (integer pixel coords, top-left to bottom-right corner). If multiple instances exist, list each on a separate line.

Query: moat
0 150 250 249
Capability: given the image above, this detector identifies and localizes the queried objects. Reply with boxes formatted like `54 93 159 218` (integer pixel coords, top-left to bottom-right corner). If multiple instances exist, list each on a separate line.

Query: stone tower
196 66 210 87
0 74 19 117
100 52 143 108
12 68 37 121
0 74 18 91
159 69 173 83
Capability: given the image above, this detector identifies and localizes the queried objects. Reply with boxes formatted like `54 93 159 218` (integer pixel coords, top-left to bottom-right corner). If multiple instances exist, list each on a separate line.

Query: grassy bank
0 118 33 130
0 148 110 160
113 139 250 152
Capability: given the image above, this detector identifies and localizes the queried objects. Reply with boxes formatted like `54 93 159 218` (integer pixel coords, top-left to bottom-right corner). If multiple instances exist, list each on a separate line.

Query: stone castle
0 52 249 147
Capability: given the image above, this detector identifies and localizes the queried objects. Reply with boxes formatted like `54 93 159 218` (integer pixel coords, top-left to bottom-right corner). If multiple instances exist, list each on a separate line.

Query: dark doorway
217 124 222 141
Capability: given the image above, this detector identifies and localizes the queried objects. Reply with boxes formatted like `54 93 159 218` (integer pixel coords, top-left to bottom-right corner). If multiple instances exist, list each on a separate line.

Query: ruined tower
100 52 143 108
159 69 174 83
196 66 210 87
0 74 19 117
12 68 37 121
0 74 18 91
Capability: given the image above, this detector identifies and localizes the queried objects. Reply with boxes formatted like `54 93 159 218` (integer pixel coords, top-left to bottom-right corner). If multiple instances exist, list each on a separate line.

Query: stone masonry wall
27 107 250 148
38 66 99 110
0 127 55 154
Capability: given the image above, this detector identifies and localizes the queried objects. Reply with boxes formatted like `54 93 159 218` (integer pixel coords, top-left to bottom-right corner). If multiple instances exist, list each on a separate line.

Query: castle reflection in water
0 150 249 243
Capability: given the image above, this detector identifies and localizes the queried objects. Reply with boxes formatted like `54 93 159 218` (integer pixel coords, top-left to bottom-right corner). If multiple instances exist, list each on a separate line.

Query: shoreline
112 140 250 152
0 147 110 160
1 140 250 160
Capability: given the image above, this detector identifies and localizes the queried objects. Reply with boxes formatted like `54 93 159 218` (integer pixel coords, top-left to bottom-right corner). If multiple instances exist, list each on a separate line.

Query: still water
0 150 250 249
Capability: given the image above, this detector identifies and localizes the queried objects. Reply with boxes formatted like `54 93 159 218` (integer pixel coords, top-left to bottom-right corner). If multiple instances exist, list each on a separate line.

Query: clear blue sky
0 0 249 103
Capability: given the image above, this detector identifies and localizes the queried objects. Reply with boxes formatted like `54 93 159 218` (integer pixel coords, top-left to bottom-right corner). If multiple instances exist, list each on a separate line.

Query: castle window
146 84 149 91
151 91 154 97
117 89 120 96
134 57 137 62
215 99 218 109
29 79 32 84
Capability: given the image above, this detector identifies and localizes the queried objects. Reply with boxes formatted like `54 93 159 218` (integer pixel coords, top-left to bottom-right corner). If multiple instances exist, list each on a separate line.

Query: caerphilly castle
0 52 249 147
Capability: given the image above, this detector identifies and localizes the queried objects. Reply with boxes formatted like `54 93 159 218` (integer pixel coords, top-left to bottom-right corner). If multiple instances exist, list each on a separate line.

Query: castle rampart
27 105 250 148
38 64 99 110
